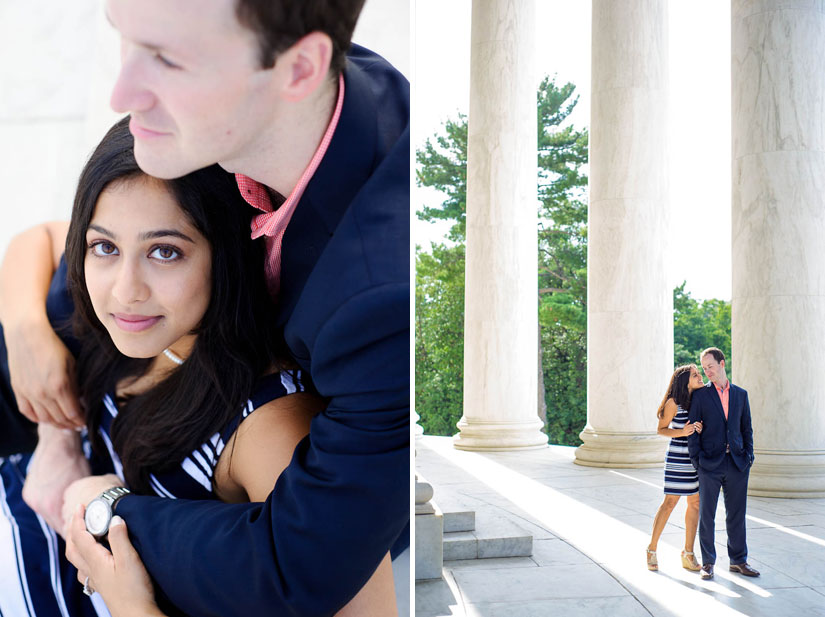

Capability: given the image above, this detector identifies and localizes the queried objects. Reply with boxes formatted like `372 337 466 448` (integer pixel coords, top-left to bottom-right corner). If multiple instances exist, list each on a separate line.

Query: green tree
416 76 589 444
673 282 732 378
415 244 465 435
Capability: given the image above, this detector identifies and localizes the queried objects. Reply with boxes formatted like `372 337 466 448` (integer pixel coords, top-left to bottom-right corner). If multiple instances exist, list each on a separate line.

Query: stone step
443 508 475 533
443 515 533 561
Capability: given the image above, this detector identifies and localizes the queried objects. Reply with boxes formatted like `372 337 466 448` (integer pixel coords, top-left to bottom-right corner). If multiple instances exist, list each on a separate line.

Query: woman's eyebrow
88 224 116 238
140 229 196 243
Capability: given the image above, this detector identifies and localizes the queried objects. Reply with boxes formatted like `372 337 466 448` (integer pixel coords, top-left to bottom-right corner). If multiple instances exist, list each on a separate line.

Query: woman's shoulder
220 369 316 440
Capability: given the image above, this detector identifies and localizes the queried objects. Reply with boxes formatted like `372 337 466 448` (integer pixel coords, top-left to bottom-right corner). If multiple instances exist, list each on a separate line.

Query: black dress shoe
730 562 760 577
700 564 714 580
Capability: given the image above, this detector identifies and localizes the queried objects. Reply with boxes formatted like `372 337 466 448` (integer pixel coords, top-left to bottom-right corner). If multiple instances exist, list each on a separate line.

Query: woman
646 364 704 572
0 117 396 616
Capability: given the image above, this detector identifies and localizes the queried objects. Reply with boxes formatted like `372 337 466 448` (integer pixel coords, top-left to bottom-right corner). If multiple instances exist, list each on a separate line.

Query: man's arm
0 222 90 530
741 389 754 463
0 221 83 429
115 284 409 617
687 390 703 467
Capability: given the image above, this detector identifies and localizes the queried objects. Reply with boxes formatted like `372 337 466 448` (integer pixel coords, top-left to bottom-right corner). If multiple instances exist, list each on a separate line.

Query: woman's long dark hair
65 117 284 493
655 365 695 419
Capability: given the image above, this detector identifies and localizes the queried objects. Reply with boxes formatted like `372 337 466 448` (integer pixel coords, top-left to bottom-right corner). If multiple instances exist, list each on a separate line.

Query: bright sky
413 0 731 301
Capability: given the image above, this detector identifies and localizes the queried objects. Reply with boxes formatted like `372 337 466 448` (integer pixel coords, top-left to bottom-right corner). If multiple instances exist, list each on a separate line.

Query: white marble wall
575 0 672 468
0 1 117 260
732 0 825 497
454 0 547 451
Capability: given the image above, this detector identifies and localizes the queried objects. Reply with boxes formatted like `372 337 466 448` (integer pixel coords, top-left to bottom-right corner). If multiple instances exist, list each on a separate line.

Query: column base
748 451 825 498
574 427 668 468
453 418 548 451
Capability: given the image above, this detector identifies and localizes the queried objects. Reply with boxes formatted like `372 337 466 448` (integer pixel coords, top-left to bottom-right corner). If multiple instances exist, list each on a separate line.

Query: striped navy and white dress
0 369 307 617
663 404 699 495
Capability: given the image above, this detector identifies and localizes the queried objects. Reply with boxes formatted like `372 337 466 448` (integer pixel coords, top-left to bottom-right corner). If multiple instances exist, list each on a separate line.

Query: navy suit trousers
697 452 749 566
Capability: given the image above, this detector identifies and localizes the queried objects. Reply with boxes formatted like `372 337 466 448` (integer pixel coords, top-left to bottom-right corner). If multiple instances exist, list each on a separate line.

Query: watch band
99 486 130 510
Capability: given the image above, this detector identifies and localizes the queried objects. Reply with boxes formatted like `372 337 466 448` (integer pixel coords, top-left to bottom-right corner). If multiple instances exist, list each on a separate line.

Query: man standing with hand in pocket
688 347 759 580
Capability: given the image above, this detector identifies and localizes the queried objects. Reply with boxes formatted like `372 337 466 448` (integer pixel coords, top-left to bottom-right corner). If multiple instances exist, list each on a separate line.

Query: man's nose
110 41 156 114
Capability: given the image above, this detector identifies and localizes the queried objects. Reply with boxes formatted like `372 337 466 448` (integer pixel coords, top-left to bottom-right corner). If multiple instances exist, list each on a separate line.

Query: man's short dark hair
235 0 367 74
701 347 726 364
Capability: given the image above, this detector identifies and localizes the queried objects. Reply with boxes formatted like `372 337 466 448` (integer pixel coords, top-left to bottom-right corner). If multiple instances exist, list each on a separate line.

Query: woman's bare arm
215 391 397 617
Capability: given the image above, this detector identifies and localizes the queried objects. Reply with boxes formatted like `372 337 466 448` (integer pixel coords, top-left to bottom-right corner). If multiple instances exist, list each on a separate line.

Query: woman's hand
61 474 124 536
66 506 165 617
682 421 702 436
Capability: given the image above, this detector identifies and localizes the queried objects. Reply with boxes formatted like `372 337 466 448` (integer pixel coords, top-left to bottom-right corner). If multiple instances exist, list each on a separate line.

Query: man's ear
720 359 726 371
277 31 333 102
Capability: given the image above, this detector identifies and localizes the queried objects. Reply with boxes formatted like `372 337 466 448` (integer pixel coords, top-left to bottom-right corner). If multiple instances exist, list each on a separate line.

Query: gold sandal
647 549 658 571
681 550 701 571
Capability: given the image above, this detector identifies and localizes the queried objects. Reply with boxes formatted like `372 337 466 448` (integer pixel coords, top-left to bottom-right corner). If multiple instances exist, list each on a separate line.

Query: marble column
454 0 546 451
575 0 672 468
732 0 825 497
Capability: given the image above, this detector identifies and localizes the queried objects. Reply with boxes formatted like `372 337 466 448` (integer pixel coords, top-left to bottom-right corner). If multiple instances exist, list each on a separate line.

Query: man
0 1 409 615
688 347 759 580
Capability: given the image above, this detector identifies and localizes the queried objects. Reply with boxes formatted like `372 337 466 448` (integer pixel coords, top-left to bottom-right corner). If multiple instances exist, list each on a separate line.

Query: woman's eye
90 242 118 257
150 246 180 261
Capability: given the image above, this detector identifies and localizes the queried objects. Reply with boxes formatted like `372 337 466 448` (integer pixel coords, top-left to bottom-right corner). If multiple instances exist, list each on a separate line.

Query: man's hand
61 473 124 536
22 424 90 535
66 506 165 617
6 317 84 429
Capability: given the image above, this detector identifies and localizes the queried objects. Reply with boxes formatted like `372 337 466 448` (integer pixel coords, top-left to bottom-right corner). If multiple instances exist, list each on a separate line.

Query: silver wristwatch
84 486 130 539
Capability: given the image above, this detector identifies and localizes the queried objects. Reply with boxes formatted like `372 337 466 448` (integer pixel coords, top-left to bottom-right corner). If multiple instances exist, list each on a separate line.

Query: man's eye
155 53 180 69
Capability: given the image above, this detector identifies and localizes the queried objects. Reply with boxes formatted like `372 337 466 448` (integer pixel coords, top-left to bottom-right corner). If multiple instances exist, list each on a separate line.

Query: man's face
106 0 283 179
701 354 726 385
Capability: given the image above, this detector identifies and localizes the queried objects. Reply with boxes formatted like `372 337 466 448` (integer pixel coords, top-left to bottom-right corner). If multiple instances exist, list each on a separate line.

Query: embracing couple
646 348 759 580
0 1 408 616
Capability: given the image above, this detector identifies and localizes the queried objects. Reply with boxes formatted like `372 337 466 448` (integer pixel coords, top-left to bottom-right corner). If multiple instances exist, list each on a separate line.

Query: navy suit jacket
115 46 410 617
688 382 754 473
0 45 409 617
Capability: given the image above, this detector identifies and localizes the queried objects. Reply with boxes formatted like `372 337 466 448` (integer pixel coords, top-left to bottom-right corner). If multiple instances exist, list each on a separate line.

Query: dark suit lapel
728 384 737 424
707 382 726 422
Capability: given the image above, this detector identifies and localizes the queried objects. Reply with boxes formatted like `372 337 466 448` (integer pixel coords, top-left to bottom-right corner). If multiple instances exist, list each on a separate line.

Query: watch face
85 499 111 536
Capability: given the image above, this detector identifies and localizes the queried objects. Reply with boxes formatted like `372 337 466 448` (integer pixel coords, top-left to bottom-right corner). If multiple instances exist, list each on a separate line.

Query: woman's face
688 366 704 391
84 176 211 359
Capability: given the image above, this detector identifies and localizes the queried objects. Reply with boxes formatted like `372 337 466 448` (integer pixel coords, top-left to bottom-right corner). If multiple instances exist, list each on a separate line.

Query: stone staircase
440 496 533 562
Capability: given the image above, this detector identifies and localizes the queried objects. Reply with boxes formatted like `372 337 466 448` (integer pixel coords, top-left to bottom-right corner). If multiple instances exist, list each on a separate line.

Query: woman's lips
112 314 162 333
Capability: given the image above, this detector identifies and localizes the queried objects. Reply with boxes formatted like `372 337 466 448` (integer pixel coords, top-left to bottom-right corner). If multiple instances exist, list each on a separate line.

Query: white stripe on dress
181 458 213 492
98 429 125 483
281 372 298 394
103 394 119 418
149 474 176 499
0 472 36 617
35 512 71 617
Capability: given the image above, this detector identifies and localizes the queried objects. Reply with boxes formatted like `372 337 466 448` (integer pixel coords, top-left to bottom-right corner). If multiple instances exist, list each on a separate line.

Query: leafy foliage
416 77 589 444
414 79 733 445
673 282 733 378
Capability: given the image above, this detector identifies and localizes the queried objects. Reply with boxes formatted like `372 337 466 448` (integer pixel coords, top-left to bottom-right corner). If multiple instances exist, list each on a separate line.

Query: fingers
108 517 138 564
69 505 114 570
16 397 38 424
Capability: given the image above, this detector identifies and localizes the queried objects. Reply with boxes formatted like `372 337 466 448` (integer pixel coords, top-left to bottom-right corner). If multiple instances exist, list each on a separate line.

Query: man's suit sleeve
741 389 754 463
115 283 410 617
687 391 702 467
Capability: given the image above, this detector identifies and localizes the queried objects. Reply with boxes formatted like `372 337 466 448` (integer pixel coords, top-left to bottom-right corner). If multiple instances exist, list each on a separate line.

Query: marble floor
415 436 825 617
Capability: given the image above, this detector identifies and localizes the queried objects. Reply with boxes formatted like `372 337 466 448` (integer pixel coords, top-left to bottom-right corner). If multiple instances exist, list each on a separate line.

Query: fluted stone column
732 0 825 497
575 0 672 467
454 0 546 451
